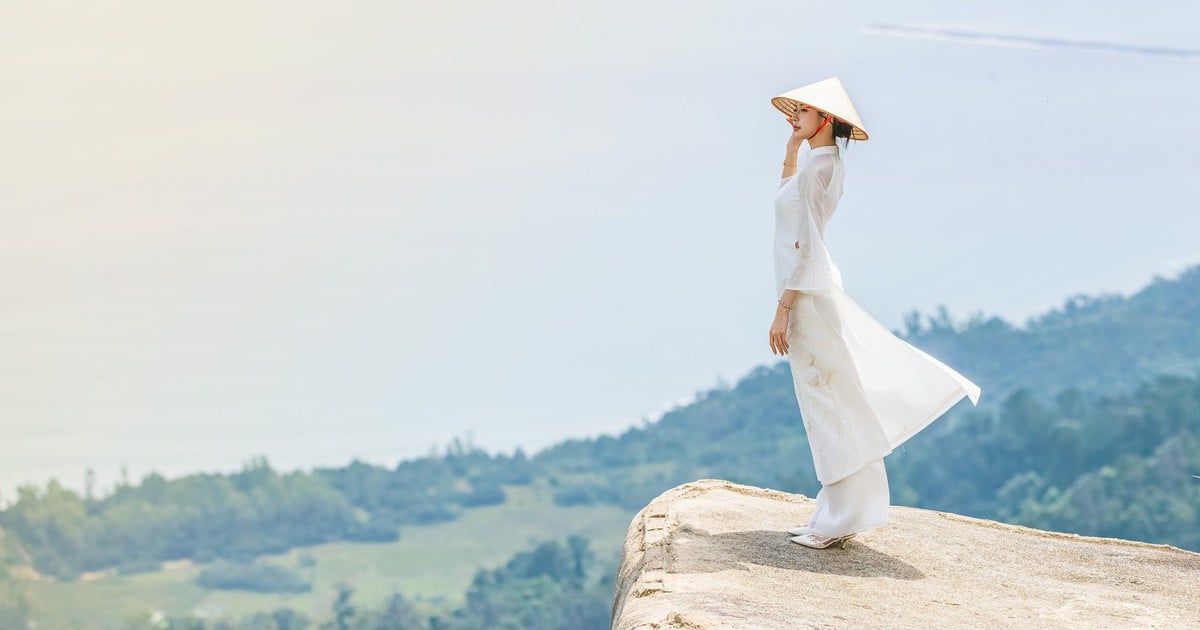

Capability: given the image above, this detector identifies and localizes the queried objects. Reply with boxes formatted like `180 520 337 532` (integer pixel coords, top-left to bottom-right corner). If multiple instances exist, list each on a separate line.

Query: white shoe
790 532 855 549
787 525 814 536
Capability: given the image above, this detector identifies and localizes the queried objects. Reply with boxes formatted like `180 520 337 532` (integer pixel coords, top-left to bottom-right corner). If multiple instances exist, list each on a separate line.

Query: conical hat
770 76 869 141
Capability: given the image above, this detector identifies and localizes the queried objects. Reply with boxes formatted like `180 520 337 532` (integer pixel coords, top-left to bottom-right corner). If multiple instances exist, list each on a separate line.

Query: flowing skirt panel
819 287 982 449
783 275 979 538
786 287 982 484
786 291 893 485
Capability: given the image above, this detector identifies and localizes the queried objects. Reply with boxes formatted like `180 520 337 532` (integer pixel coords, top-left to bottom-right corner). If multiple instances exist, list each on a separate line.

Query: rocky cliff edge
611 479 1200 629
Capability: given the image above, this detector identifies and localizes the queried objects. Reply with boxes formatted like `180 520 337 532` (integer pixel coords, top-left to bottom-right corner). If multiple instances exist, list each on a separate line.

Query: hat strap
808 113 834 140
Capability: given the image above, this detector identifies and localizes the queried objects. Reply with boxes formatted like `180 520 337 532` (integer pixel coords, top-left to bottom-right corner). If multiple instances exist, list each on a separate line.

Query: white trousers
807 457 890 537
787 290 891 537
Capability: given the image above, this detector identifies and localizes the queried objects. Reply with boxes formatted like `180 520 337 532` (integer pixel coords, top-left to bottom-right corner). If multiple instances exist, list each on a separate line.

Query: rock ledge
611 479 1200 629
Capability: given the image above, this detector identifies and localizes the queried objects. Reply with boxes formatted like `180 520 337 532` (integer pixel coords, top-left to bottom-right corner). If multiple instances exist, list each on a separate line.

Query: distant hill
895 262 1200 405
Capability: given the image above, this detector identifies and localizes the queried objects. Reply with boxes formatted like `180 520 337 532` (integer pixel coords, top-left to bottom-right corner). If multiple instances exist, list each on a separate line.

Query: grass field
25 479 637 628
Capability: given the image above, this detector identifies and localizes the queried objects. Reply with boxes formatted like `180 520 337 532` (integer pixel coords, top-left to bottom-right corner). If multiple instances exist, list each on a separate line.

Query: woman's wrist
783 144 800 168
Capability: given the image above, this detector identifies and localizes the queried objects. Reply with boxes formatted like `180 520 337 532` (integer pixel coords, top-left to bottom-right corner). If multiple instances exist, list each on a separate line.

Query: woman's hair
826 114 855 151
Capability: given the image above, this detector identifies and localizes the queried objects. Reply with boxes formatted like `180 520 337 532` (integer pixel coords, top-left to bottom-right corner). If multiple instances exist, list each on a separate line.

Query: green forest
2 264 1198 628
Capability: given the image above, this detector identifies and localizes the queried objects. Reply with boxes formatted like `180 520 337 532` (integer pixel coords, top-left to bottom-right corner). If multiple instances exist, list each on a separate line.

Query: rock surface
611 479 1200 629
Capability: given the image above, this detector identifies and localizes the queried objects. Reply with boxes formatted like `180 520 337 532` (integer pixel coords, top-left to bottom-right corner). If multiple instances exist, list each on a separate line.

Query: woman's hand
786 114 806 149
782 115 804 178
769 305 791 355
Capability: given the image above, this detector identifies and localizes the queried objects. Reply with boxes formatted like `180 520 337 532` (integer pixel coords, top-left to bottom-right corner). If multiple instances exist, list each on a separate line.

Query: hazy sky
3 1 1198 503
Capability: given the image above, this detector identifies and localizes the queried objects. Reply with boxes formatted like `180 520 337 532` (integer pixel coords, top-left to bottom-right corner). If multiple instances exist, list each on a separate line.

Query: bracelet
777 298 791 311
783 161 796 167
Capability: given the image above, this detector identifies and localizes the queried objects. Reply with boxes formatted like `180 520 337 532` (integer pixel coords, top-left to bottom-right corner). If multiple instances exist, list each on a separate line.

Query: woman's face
785 103 825 134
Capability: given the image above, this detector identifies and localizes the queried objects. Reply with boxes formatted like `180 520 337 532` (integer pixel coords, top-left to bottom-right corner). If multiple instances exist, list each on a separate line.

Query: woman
767 76 982 549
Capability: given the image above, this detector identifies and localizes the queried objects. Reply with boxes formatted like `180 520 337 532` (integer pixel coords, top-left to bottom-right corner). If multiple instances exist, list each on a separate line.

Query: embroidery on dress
804 366 835 387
